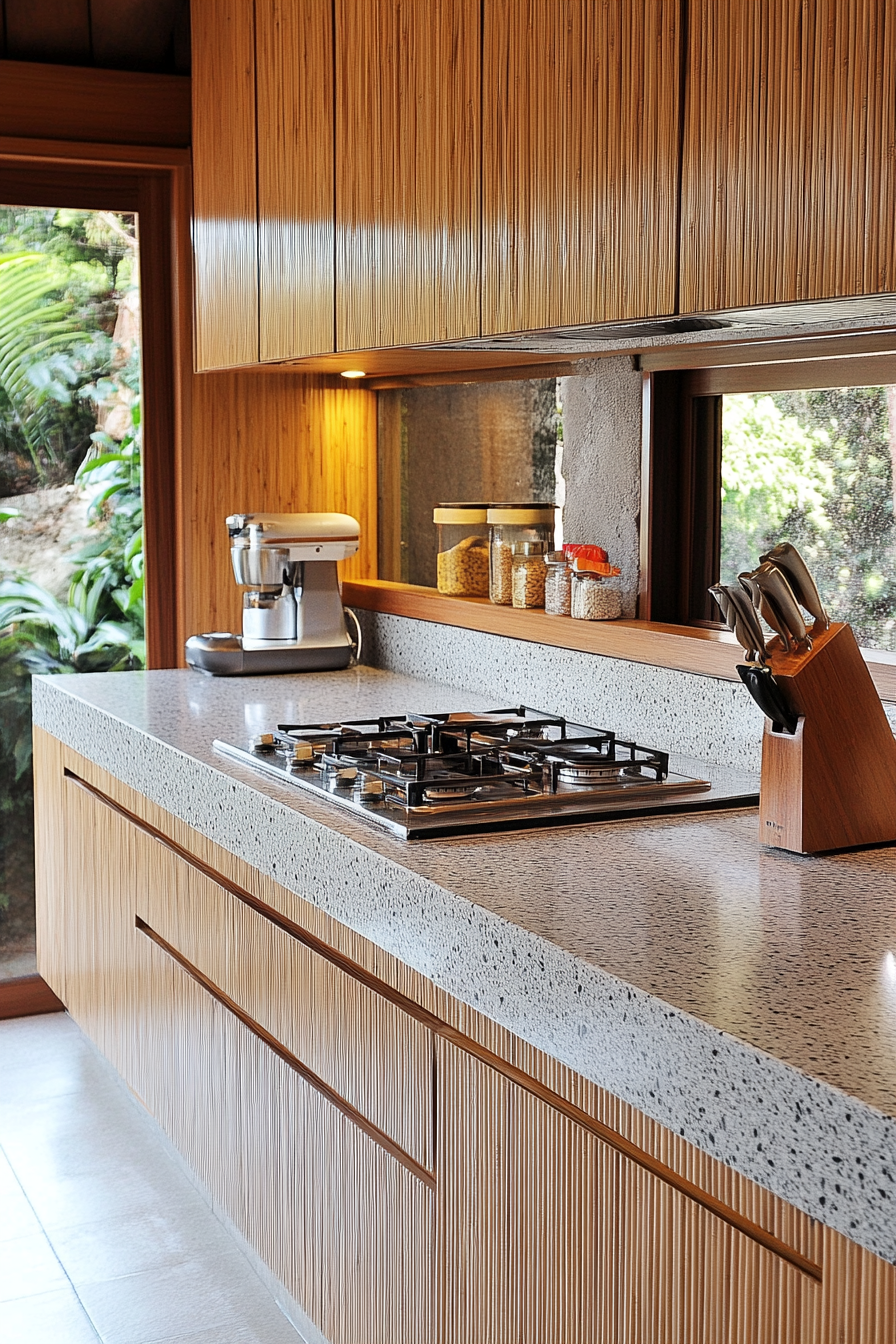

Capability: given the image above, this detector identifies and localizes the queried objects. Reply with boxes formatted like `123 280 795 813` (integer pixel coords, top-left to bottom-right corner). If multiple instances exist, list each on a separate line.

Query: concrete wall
559 357 643 618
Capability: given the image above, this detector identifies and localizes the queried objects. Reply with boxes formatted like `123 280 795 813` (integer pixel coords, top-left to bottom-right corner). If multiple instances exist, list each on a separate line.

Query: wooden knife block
759 623 896 853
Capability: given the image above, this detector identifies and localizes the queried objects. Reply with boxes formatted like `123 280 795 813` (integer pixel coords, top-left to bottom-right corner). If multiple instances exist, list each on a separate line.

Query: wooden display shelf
342 579 896 703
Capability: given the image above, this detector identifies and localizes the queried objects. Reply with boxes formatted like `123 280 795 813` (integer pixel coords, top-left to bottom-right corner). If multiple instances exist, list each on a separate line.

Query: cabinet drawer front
138 840 434 1173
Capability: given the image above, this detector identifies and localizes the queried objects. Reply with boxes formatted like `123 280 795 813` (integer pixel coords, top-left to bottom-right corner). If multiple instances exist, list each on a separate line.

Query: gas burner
214 705 757 839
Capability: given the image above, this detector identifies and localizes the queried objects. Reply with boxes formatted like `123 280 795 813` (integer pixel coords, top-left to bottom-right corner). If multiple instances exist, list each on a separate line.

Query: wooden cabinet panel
192 0 259 369
335 0 480 350
437 1037 817 1344
138 845 435 1171
482 0 681 334
256 0 335 360
680 0 896 311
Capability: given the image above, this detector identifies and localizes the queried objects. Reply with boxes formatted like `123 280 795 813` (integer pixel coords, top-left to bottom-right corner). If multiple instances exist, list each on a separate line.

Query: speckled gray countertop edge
32 674 896 1264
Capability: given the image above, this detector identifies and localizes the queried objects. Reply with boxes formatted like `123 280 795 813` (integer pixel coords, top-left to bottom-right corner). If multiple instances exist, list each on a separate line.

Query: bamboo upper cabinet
481 0 682 335
680 0 896 312
192 0 260 370
335 0 481 351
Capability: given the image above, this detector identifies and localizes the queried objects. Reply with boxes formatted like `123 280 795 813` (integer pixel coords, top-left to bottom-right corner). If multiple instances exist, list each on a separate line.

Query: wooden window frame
0 136 192 669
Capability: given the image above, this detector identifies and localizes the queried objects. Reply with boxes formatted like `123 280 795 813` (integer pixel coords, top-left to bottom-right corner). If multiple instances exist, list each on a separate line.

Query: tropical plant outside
721 387 896 650
0 206 143 974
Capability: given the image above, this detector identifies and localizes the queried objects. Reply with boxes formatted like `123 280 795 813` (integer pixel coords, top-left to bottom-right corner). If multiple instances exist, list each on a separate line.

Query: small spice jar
544 551 572 616
433 504 490 596
487 504 555 605
571 572 623 621
511 542 547 609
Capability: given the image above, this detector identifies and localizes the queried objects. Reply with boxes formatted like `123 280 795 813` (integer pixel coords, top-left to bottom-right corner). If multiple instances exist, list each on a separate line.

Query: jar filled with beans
511 543 547 608
487 505 554 605
434 505 490 596
544 551 572 615
570 572 622 620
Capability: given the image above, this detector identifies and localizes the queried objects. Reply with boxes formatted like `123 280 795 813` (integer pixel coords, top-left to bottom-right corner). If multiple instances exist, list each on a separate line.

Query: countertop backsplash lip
31 667 896 1265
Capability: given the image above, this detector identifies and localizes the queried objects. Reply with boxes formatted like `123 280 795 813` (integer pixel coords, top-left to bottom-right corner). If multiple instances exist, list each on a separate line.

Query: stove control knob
288 742 314 769
356 774 385 802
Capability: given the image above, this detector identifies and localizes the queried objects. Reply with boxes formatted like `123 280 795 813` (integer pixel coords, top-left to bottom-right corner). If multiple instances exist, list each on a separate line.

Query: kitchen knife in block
759 623 896 854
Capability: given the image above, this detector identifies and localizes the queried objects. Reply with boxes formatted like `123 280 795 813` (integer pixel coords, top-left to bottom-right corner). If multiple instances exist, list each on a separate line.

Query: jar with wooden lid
544 551 572 615
570 572 622 621
487 504 554 605
511 542 547 609
434 504 490 596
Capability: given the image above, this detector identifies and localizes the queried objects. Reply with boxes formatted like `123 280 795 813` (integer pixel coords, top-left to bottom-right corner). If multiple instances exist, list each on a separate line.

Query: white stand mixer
185 512 361 675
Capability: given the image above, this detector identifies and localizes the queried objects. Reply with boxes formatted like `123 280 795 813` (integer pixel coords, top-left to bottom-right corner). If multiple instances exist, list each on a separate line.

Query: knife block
759 623 896 854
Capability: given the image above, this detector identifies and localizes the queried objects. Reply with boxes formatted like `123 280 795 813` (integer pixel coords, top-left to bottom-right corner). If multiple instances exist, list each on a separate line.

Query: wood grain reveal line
680 0 896 311
191 0 259 369
335 0 481 349
136 915 436 1189
482 0 681 334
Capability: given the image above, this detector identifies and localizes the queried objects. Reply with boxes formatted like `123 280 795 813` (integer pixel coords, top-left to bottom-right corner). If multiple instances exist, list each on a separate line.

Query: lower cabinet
34 729 896 1344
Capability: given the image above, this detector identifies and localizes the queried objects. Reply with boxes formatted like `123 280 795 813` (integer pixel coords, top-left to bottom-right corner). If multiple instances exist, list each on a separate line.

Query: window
645 354 896 652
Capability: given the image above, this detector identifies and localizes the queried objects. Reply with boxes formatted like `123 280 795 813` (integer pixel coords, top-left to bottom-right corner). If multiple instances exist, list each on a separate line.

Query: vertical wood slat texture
256 0 335 360
191 0 258 369
34 732 896 1344
137 840 435 1171
482 0 681 335
185 372 377 639
680 0 896 311
335 0 480 350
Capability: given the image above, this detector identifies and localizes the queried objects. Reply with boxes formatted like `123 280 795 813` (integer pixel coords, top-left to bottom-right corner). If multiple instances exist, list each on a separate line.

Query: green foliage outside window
721 387 896 650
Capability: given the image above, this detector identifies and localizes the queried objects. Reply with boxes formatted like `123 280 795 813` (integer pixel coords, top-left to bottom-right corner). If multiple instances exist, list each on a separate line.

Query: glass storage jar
487 504 554 605
543 551 571 615
570 573 622 621
511 542 547 608
433 504 490 596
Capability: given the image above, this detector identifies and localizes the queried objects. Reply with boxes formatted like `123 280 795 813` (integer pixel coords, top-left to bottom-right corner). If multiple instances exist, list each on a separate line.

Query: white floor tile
50 1205 242 1287
0 1228 69 1303
0 1149 43 1243
0 1285 101 1343
0 1014 304 1344
76 1258 303 1344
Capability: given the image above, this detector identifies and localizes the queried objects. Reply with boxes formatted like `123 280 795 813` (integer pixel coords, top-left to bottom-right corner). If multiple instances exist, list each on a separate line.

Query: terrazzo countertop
32 666 896 1263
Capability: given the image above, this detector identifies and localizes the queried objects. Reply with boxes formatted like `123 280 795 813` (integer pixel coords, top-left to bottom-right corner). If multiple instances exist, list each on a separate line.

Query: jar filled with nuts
487 504 554 605
511 542 547 608
544 551 572 615
434 505 490 596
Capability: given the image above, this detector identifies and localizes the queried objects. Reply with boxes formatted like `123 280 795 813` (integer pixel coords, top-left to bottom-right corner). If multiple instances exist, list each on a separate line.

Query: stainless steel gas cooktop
214 706 759 839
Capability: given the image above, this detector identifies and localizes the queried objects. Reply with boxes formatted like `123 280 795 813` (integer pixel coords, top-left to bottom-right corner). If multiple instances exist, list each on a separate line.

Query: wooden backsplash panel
185 372 377 641
482 0 681 333
680 0 896 311
335 0 481 350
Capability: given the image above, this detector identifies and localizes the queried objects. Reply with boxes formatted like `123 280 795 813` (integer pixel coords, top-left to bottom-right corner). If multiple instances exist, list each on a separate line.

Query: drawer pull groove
135 915 435 1190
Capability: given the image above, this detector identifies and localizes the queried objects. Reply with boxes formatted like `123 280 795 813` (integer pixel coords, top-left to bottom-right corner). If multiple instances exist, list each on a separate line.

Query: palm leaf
0 253 81 469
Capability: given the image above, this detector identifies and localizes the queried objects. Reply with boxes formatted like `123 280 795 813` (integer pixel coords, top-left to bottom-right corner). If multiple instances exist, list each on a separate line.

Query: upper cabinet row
192 0 896 372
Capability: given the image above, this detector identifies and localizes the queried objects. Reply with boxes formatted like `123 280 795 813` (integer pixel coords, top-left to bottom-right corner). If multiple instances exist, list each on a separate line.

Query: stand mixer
185 512 361 675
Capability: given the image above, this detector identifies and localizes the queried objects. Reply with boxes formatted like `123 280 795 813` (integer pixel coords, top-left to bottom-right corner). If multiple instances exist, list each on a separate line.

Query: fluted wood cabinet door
437 1038 818 1344
192 0 259 369
256 0 335 360
482 0 681 335
335 0 481 350
680 0 896 312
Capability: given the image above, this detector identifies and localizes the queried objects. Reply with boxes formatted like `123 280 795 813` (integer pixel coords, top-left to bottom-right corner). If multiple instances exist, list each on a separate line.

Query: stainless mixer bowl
230 544 297 587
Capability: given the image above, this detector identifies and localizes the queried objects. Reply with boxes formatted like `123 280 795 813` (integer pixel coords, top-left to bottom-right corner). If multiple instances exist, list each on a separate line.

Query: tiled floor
0 1012 305 1344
